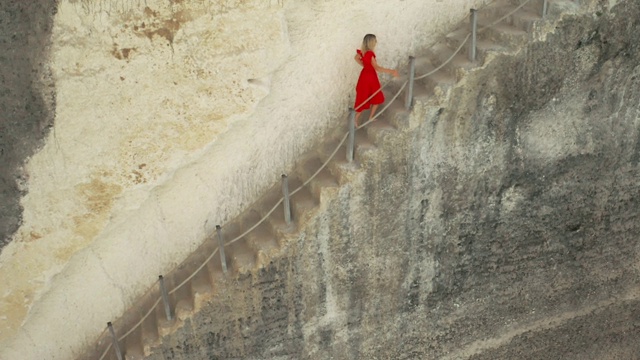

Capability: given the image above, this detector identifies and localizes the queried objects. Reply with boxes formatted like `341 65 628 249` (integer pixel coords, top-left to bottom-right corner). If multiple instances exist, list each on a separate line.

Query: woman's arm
354 53 363 67
371 57 399 77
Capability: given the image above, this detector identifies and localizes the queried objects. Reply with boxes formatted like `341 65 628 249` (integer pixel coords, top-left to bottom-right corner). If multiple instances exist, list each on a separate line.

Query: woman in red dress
354 34 399 126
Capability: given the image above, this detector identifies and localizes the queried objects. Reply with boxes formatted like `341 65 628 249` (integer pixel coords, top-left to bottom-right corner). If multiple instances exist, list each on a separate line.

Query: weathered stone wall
0 1 492 358
145 1 640 358
0 0 56 248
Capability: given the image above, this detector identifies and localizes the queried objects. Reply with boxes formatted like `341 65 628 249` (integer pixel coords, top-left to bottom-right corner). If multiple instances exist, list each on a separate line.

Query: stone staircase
88 0 583 358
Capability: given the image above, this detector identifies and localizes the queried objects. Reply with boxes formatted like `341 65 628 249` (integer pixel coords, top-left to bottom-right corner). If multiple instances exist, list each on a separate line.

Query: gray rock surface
142 1 640 359
0 0 56 249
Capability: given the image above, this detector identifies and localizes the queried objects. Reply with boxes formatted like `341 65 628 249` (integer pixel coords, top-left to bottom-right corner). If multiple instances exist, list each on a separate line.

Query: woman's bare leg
355 111 363 127
369 104 379 122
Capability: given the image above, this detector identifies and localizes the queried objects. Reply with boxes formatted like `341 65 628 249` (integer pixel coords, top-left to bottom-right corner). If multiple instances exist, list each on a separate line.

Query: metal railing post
216 225 228 274
469 9 478 62
405 56 416 110
281 174 292 225
347 108 355 162
542 0 548 18
107 322 124 360
158 275 173 322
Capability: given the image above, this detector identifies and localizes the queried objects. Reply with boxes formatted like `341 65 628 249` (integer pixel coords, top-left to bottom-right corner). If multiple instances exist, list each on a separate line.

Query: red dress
354 50 384 112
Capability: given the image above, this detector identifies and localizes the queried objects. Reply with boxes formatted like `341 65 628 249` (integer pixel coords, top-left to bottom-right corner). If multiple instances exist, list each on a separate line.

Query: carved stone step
266 202 294 236
289 185 319 224
252 182 283 217
208 217 253 274
252 184 297 237
427 43 478 80
477 21 529 46
445 27 510 65
316 130 377 167
355 128 375 149
153 269 192 330
218 218 245 246
482 4 542 32
140 301 160 353
123 326 144 360
172 274 195 320
414 56 457 97
245 221 279 253
443 27 481 63
409 84 434 108
380 97 409 128
317 136 345 157
297 157 339 199
101 324 131 360
226 237 257 274
247 179 301 232
244 223 280 269
252 177 313 227
314 139 349 181
206 254 226 284
190 266 213 299
505 0 547 16
165 253 210 318
364 117 396 145
242 209 282 247
548 0 581 16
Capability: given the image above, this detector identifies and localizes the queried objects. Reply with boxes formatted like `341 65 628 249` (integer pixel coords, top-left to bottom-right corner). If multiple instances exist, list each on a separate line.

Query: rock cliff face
144 1 640 358
0 0 57 340
0 0 56 248
0 0 491 358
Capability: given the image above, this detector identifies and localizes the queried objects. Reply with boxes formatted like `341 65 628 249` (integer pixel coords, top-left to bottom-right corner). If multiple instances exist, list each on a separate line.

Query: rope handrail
95 79 408 360
479 0 532 33
92 0 537 357
414 33 471 82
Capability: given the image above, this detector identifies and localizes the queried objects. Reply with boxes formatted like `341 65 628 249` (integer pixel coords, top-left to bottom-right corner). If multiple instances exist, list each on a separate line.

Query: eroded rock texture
0 0 56 249
143 1 639 358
